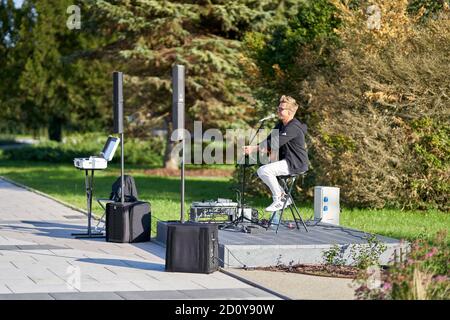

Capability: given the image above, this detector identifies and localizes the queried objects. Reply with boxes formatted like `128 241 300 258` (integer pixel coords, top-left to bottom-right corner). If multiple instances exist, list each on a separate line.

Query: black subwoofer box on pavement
105 201 151 243
165 223 219 273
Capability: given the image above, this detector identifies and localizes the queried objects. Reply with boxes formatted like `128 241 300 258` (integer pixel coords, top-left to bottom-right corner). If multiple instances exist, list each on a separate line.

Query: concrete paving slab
182 288 276 300
104 265 163 275
27 275 67 285
5 283 78 294
0 265 21 272
48 249 89 259
0 275 30 283
4 288 278 300
0 255 38 263
0 245 21 250
13 266 57 277
116 290 190 300
50 292 125 300
190 277 253 290
1 277 36 288
149 279 208 291
0 293 55 300
77 281 142 292
129 279 178 291
100 272 161 283
241 287 282 298
0 285 13 294
226 269 356 300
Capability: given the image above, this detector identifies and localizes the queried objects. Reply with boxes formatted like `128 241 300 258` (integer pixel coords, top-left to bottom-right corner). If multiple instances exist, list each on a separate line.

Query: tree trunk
164 119 179 170
48 116 63 142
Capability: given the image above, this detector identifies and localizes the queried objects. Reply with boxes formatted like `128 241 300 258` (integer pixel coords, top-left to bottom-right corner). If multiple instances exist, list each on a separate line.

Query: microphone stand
228 120 267 230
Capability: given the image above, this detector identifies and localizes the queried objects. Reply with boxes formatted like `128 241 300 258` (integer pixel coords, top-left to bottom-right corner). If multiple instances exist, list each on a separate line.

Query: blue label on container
323 206 328 212
324 197 328 202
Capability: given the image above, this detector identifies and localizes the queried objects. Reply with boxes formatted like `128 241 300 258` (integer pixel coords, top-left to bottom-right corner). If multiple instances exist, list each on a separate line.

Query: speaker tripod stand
219 161 260 233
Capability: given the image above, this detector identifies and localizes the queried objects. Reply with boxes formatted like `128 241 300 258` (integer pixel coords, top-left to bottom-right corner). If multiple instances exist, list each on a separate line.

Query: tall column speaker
113 71 123 134
172 65 184 141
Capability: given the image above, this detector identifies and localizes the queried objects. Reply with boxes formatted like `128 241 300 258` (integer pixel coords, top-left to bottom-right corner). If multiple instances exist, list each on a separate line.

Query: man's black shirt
260 118 309 174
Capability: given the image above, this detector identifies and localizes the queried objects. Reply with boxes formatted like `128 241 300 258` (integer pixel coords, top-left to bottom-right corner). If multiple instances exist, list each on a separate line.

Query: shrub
1 133 165 166
242 0 450 210
355 230 449 300
322 244 346 266
322 235 387 268
349 235 387 270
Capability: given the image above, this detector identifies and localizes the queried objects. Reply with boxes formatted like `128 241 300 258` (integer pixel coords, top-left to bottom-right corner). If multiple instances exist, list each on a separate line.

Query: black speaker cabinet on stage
165 223 219 274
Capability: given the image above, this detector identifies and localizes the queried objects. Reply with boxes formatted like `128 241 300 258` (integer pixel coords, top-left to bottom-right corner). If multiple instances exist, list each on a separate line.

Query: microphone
258 113 276 122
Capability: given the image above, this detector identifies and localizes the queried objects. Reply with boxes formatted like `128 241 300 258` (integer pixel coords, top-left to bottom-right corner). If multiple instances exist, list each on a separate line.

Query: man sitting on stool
243 95 308 212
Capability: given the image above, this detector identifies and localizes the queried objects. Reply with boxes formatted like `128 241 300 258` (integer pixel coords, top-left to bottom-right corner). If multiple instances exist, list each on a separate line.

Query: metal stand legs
268 175 309 234
72 169 105 239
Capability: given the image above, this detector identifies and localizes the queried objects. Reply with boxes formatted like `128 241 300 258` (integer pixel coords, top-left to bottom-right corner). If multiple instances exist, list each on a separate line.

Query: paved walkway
0 178 278 300
225 269 356 300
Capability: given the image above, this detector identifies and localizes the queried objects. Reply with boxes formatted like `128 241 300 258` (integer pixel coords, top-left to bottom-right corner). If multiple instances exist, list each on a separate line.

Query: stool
268 172 309 233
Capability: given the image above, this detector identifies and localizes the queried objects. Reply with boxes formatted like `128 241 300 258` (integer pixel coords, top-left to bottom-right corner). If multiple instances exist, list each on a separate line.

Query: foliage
121 137 165 166
355 230 449 300
242 0 450 210
1 133 165 166
0 0 25 133
408 0 450 20
242 0 340 114
322 235 387 268
350 234 387 269
0 0 112 141
322 244 346 266
244 0 340 79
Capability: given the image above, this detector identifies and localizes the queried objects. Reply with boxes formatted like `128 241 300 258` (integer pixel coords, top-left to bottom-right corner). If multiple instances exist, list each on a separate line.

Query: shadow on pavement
77 258 165 271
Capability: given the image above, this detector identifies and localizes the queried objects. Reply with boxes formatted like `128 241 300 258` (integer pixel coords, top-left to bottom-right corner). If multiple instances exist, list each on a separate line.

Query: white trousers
257 160 290 200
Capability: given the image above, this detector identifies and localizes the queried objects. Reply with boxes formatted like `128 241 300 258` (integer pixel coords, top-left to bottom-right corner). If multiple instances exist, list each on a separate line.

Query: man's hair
279 95 299 114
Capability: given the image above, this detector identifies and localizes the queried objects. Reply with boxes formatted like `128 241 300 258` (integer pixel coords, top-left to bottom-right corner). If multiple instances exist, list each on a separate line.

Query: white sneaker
265 195 292 212
265 198 285 212
284 196 293 207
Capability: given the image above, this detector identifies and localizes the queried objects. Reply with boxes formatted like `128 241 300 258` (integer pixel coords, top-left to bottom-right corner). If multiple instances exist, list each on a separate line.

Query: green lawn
0 160 448 243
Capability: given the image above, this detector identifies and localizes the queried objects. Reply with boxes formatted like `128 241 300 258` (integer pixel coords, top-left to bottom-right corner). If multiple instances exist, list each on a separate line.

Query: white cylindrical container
314 186 340 225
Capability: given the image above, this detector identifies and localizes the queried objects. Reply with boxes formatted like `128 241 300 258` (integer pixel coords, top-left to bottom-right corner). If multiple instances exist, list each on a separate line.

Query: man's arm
257 123 281 152
262 123 300 151
244 123 280 155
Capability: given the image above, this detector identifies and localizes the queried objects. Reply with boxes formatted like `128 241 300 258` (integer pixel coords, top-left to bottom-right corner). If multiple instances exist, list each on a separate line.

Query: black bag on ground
105 201 151 243
165 222 219 273
110 175 138 202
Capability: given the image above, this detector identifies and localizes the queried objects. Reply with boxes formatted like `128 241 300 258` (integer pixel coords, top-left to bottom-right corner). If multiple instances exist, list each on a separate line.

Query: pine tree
6 0 112 141
0 0 23 132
